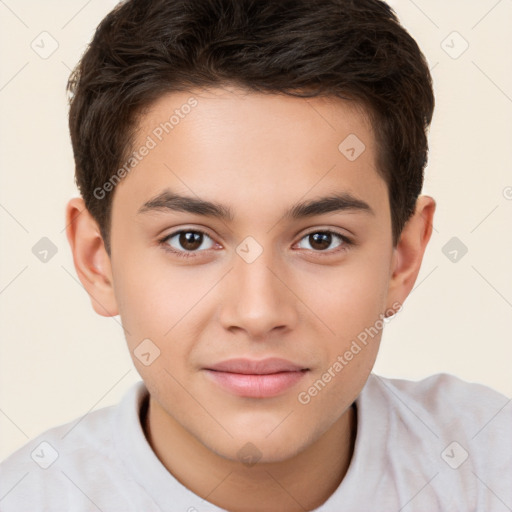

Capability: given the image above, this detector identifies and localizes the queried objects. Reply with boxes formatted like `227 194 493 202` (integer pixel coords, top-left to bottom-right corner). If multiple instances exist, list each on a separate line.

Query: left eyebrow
285 193 375 219
137 189 374 220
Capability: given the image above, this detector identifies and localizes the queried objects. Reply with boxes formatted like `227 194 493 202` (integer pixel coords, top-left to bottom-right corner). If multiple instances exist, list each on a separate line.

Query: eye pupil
180 231 202 250
310 232 331 250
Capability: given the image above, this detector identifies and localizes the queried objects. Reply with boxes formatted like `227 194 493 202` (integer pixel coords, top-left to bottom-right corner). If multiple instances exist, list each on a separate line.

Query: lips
203 358 309 398
207 358 307 375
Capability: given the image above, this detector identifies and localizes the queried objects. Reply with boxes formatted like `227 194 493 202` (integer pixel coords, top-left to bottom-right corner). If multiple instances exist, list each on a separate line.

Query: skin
66 85 435 511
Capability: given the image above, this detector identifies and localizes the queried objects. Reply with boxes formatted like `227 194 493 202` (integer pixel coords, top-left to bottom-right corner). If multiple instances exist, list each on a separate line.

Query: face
109 86 398 462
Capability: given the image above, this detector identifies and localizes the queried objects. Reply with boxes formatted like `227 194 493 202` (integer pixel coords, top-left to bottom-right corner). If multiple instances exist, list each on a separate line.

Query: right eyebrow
137 190 234 221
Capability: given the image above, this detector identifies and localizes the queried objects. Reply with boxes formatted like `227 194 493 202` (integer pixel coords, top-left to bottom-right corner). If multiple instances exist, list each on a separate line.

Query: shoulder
354 373 512 508
367 371 510 416
361 372 512 447
0 382 152 511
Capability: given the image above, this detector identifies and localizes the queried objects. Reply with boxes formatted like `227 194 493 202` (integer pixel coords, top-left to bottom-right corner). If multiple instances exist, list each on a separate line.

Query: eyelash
158 228 354 259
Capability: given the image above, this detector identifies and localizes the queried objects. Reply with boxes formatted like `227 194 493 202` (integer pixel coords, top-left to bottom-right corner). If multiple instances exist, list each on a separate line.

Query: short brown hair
67 0 434 254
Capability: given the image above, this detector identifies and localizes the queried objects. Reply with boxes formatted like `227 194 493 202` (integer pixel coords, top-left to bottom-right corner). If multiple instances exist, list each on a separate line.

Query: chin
204 426 313 466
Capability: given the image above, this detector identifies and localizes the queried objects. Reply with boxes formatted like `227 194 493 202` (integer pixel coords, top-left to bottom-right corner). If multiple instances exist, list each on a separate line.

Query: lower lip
204 370 307 398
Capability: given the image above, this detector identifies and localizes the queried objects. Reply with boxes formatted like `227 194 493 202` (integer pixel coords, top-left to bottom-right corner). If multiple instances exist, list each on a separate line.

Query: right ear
65 197 119 317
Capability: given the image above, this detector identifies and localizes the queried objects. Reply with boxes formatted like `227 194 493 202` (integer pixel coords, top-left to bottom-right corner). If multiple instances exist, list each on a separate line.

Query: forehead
113 85 388 223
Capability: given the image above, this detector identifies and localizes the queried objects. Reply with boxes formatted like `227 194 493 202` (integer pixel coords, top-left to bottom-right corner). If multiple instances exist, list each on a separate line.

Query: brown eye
179 231 203 251
163 230 215 254
296 231 349 253
309 232 332 251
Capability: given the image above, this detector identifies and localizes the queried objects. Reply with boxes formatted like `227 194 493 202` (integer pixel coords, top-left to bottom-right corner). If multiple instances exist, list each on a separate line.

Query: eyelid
159 226 217 243
299 226 352 239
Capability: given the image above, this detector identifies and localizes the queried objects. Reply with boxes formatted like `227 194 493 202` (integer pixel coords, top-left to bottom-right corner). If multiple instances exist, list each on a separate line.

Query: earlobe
65 197 119 317
386 195 436 310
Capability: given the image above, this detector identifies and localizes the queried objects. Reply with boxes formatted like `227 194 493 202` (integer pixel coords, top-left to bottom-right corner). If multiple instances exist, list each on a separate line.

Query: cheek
112 254 217 352
112 266 199 390
307 256 390 341
112 254 171 339
296 269 387 417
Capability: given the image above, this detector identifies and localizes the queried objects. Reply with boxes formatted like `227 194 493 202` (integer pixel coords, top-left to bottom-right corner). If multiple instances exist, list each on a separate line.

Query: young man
1 0 510 510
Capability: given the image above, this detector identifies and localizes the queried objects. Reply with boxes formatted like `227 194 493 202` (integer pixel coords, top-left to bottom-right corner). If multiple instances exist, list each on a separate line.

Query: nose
218 248 299 340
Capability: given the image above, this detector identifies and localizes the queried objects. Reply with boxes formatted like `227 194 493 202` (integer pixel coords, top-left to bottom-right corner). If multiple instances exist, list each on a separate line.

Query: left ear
386 195 436 313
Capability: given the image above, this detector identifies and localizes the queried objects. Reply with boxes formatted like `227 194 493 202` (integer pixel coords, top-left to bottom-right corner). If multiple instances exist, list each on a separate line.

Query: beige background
1 0 511 460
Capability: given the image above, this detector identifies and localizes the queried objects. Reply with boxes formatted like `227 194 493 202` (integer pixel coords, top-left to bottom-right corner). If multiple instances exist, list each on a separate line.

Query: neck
142 397 357 512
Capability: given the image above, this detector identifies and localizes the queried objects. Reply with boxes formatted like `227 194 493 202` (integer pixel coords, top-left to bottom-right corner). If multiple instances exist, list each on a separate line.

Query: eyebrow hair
286 193 374 219
137 189 374 220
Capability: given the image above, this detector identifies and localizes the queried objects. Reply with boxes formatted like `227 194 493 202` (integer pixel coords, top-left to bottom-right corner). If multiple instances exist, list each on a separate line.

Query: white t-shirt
1 373 511 511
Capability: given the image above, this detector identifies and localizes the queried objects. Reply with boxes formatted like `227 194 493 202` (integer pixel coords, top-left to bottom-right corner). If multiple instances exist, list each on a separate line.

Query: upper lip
205 358 308 375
